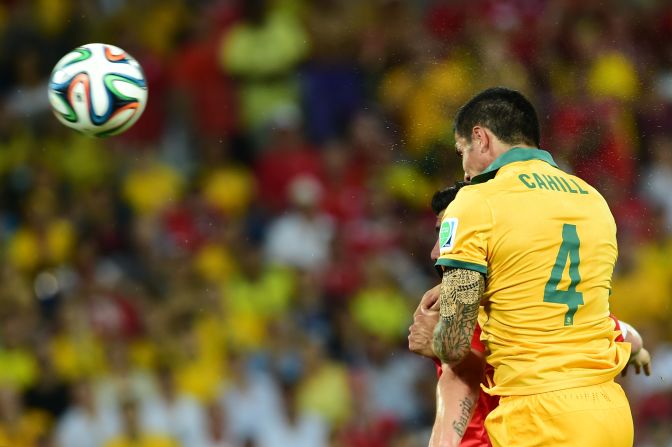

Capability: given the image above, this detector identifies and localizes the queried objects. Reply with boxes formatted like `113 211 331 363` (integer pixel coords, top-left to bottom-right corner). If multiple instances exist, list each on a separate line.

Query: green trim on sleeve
435 258 488 276
471 148 558 184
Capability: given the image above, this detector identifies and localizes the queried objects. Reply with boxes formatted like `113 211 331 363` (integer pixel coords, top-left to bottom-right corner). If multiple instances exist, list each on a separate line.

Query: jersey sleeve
434 358 443 378
436 187 491 276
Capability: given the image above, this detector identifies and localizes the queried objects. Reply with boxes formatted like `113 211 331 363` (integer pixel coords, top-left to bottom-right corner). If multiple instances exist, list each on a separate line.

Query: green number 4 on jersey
544 224 584 326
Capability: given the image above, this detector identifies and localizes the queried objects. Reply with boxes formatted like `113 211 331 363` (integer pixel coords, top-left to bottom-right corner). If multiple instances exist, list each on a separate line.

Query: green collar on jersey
470 147 558 184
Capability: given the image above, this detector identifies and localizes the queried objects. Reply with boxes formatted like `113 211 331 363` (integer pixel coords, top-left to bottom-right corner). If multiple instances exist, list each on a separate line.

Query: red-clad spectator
161 201 206 254
170 4 240 139
571 101 637 188
255 109 324 213
321 231 363 301
424 0 469 43
320 140 366 224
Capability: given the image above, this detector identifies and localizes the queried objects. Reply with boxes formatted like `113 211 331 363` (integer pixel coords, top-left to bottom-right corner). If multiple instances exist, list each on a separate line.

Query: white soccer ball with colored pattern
48 43 148 137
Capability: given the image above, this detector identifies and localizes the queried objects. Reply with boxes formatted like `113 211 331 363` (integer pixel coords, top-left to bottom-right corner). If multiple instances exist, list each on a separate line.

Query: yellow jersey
437 148 630 396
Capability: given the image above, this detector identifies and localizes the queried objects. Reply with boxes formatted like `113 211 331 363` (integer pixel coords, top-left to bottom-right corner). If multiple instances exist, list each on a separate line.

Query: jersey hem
436 258 488 275
482 351 630 397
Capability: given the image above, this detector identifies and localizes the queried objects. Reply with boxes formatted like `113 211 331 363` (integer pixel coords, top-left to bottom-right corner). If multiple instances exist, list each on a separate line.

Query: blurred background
0 0 671 446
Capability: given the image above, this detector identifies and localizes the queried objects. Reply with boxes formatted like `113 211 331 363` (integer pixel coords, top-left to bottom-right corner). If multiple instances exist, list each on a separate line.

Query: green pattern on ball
54 95 78 123
62 48 92 68
103 74 142 101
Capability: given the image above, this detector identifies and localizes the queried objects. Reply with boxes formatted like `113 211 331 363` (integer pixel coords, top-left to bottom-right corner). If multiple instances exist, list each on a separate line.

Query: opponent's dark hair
454 87 540 147
431 182 467 215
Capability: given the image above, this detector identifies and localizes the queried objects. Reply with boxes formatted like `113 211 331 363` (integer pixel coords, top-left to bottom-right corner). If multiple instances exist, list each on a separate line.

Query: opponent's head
430 182 466 263
453 87 540 181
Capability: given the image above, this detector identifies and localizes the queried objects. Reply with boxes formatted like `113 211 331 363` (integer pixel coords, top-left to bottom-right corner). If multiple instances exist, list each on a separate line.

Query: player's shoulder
442 184 493 230
454 182 490 202
447 183 491 213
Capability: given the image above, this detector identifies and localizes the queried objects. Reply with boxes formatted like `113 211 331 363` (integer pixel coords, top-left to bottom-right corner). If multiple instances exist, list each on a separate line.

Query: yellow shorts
485 381 633 447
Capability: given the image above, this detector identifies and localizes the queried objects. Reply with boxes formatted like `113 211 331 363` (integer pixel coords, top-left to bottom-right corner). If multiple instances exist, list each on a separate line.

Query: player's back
447 149 629 396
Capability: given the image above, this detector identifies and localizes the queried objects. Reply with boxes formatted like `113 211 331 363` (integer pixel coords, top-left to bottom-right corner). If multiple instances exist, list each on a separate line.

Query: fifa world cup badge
439 218 458 254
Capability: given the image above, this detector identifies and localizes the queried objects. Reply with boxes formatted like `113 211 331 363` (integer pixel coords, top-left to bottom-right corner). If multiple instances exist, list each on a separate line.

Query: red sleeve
610 313 625 342
434 358 442 378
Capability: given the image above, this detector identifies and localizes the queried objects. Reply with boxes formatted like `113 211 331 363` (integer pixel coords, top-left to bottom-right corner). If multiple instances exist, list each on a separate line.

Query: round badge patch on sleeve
439 218 458 254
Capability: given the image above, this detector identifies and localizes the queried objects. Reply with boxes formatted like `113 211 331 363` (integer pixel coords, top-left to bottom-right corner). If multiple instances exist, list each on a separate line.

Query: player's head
453 87 540 181
430 182 466 262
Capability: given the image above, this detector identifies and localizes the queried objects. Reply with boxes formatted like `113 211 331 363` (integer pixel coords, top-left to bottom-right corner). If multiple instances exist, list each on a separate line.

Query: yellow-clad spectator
193 244 237 284
588 51 640 102
194 312 228 370
6 170 76 271
349 257 411 342
48 134 113 189
50 303 107 381
222 309 267 353
137 0 188 58
6 228 40 272
297 341 352 427
0 266 33 311
129 337 158 371
201 166 256 217
224 265 295 318
221 249 295 351
35 0 73 36
474 33 532 94
170 319 224 403
0 317 37 390
123 159 183 216
220 0 309 130
382 164 434 209
351 266 408 344
51 331 106 381
7 219 75 272
380 48 474 153
0 349 36 391
0 131 32 175
350 285 410 342
165 275 229 370
0 387 50 447
174 357 222 404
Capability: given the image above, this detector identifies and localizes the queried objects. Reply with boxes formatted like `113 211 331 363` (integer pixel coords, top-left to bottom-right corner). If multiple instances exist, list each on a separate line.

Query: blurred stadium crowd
0 0 671 446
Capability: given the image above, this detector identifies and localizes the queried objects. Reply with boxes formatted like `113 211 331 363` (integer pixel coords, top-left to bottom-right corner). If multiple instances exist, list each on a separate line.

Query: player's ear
472 126 490 153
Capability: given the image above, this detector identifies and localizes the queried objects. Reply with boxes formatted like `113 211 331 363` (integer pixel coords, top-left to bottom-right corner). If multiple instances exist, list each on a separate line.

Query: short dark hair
431 182 467 215
454 87 540 147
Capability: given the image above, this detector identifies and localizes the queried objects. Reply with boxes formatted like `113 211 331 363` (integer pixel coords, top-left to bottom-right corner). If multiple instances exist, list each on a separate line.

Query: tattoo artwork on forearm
452 395 475 438
432 268 484 365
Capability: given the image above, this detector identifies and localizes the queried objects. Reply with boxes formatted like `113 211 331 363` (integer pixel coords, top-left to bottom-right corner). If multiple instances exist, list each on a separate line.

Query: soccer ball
48 43 148 137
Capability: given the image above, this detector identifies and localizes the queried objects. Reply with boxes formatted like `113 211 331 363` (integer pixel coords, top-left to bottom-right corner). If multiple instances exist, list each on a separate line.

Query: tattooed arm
432 268 485 366
429 352 484 447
